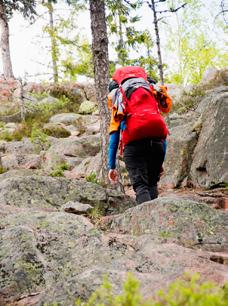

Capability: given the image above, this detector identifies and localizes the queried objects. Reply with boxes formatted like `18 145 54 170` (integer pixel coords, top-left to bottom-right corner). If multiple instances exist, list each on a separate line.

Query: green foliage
76 273 148 306
172 85 205 114
42 124 71 138
30 125 49 145
106 0 156 69
42 1 89 82
165 1 227 85
88 206 105 225
30 91 49 101
0 123 30 142
86 172 100 184
0 92 81 143
0 166 7 174
155 273 228 306
74 273 228 306
0 122 5 128
171 33 226 85
2 0 37 20
61 39 94 79
49 162 70 177
26 95 71 120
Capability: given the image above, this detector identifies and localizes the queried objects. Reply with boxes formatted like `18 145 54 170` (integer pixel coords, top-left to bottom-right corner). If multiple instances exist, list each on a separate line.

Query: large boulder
77 114 100 135
49 113 83 126
189 86 228 187
67 153 102 179
42 134 100 171
106 196 227 252
162 85 228 189
0 205 227 306
161 122 198 188
200 67 228 87
0 137 40 155
166 84 185 105
1 153 41 170
78 82 97 103
0 170 134 214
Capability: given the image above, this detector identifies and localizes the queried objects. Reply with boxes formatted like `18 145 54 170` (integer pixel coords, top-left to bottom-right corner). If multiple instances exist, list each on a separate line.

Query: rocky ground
0 71 227 305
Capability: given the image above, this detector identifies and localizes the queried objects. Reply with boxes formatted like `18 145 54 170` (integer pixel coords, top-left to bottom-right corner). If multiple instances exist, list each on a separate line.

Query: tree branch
157 3 187 14
214 0 228 24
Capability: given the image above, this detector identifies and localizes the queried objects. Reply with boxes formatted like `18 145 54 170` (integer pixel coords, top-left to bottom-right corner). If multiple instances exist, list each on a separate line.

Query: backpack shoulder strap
119 85 130 109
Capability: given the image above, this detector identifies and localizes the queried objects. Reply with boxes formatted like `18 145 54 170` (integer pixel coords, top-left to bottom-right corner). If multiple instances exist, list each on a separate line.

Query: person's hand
108 169 118 184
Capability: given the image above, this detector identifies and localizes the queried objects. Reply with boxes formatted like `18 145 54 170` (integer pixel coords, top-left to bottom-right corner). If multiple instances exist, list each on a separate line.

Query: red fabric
112 66 148 85
121 88 168 145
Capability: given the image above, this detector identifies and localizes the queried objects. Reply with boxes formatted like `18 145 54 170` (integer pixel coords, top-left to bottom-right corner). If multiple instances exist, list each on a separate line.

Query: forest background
0 0 227 86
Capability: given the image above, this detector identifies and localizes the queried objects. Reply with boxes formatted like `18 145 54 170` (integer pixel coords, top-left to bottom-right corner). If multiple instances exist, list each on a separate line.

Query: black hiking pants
123 138 165 204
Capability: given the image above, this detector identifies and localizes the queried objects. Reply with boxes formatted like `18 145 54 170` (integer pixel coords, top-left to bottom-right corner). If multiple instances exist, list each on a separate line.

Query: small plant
88 205 104 225
0 123 31 142
0 166 7 174
155 273 228 306
0 121 5 128
73 273 227 306
86 172 100 184
159 230 173 239
30 126 49 145
30 91 49 101
0 130 15 141
173 85 206 114
49 162 70 177
75 273 148 306
42 124 71 138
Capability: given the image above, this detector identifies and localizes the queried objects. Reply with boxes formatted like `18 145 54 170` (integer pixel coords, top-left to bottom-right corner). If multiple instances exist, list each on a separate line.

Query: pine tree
89 0 110 182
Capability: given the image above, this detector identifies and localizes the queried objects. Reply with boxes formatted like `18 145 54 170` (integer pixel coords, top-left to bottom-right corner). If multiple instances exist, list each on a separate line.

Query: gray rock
64 124 81 136
62 201 93 214
161 86 228 189
3 137 42 155
201 67 219 84
49 113 83 125
161 122 198 188
166 84 185 104
79 82 97 102
0 171 134 214
3 122 18 133
69 153 102 179
107 196 228 252
78 100 97 115
42 134 100 171
190 86 228 187
42 123 71 138
0 206 226 305
1 153 41 170
39 96 59 105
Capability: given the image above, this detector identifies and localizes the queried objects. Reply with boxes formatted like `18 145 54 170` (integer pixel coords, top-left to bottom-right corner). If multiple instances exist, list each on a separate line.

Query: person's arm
108 128 120 183
157 86 172 113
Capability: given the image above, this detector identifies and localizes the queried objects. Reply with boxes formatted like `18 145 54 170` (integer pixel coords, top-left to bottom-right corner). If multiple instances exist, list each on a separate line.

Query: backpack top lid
112 66 148 85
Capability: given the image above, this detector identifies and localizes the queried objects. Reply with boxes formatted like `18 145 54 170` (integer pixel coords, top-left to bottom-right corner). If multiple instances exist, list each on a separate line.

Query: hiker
107 66 172 204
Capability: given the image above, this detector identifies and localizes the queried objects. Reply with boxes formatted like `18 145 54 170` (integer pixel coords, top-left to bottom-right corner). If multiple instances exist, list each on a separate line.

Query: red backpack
112 66 168 145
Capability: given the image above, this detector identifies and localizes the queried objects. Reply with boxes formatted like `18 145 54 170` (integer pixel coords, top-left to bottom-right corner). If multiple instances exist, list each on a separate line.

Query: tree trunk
89 0 110 182
0 3 14 79
151 0 164 84
47 2 58 83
